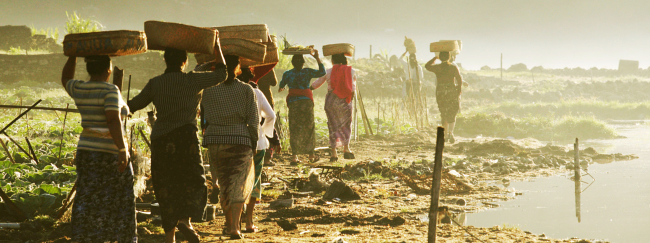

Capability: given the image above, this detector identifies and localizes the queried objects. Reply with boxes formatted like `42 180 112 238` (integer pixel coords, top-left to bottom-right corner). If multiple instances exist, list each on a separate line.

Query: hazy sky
2 0 648 70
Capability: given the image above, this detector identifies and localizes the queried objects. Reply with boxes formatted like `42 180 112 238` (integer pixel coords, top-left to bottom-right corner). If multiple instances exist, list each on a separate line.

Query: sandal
309 155 321 163
230 233 244 239
343 152 355 159
329 157 339 162
242 225 259 233
263 161 275 166
290 160 301 166
177 222 200 243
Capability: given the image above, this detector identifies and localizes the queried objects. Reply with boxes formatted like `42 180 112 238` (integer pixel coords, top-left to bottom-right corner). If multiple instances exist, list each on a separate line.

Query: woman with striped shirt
61 55 136 243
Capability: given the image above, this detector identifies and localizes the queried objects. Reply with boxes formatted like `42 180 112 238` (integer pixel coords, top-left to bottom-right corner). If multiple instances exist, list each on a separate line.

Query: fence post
428 127 446 242
574 138 581 222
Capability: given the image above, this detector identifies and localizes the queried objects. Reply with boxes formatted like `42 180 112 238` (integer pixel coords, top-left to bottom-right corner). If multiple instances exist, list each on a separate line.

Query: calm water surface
467 123 650 242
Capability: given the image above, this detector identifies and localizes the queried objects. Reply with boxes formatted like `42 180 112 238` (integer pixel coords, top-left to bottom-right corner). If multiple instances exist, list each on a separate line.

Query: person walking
278 50 326 164
312 53 357 162
128 48 227 243
202 55 259 240
256 69 282 166
61 55 136 243
424 51 463 143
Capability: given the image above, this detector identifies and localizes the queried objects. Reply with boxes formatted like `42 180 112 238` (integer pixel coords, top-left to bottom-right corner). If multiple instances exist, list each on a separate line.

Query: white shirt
311 67 358 91
253 88 276 150
400 59 424 83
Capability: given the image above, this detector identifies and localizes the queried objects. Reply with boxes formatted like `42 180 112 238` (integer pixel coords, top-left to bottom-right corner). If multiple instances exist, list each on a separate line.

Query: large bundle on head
323 43 355 57
430 40 462 57
214 24 269 42
144 21 216 54
63 30 147 57
241 36 279 67
404 36 416 54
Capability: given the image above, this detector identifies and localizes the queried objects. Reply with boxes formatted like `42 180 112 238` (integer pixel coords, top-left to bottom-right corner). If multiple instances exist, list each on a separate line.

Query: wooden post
354 93 358 141
574 138 581 223
428 127 446 243
0 139 15 164
138 127 151 149
500 53 503 81
57 104 70 164
369 45 372 59
56 182 77 220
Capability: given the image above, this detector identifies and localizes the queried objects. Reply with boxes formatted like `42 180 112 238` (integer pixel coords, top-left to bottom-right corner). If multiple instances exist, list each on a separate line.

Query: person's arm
400 51 408 60
454 66 464 94
247 88 260 152
257 89 276 138
128 80 154 113
311 50 327 78
311 68 331 90
278 72 289 92
191 63 228 90
61 56 76 88
104 87 129 172
425 57 438 72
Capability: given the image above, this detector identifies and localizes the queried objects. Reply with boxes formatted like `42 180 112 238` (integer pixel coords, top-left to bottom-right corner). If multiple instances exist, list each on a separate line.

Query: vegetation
472 100 650 120
64 11 103 34
30 25 60 43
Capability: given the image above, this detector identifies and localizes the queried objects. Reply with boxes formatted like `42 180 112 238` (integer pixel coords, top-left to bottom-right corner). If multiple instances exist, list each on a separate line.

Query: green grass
471 100 650 120
456 112 618 141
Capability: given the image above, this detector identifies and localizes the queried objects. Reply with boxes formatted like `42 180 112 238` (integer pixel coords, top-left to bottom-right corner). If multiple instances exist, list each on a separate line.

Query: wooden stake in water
428 127 445 243
574 138 581 223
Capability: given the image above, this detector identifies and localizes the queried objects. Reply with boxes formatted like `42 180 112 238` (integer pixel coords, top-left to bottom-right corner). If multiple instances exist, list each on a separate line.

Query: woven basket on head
214 24 269 42
220 38 267 63
63 30 147 57
323 43 355 57
241 40 279 67
430 40 459 53
144 21 216 54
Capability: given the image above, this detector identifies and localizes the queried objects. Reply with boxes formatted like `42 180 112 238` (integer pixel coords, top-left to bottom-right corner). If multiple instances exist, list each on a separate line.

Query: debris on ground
323 180 361 201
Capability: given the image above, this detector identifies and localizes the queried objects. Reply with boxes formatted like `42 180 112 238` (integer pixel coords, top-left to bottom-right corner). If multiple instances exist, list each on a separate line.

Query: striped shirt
129 63 227 140
65 80 129 154
201 79 259 149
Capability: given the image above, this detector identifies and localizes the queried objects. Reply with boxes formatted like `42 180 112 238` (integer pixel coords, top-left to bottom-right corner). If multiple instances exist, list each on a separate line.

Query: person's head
408 53 418 68
224 55 241 84
291 54 305 69
331 53 348 65
164 48 188 70
439 52 450 63
85 55 112 81
238 67 255 82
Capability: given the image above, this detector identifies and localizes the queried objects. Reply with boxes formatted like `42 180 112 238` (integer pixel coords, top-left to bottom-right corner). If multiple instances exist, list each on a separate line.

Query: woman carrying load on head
278 50 326 165
312 53 357 162
61 55 136 243
129 48 227 243
237 67 277 233
201 55 259 240
424 51 463 143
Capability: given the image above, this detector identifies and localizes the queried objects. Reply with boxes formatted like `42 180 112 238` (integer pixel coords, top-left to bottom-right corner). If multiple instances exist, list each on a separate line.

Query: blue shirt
279 63 326 103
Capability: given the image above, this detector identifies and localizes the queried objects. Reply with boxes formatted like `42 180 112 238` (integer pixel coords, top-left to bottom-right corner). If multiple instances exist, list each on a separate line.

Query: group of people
60 46 361 242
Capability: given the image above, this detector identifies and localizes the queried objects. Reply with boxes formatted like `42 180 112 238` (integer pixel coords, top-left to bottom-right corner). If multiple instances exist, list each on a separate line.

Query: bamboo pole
428 127 445 243
2 132 32 161
0 100 42 135
138 127 151 149
56 182 77 220
0 105 78 113
574 138 581 223
357 89 373 136
0 139 15 164
24 137 39 164
0 185 27 221
57 104 70 164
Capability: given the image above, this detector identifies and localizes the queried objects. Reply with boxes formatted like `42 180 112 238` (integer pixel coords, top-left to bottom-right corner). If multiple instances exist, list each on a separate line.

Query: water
467 123 650 242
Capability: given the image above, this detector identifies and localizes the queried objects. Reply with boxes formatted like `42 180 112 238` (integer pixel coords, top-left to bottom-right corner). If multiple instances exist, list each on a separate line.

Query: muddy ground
1 130 628 243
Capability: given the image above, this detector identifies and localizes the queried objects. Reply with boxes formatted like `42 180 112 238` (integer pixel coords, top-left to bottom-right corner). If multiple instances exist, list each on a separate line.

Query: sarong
208 144 255 207
251 150 266 199
436 85 461 123
324 92 353 148
288 99 316 155
72 150 136 243
151 125 207 233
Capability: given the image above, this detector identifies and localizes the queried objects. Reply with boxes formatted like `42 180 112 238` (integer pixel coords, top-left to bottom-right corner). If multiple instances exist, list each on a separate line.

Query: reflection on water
466 123 650 242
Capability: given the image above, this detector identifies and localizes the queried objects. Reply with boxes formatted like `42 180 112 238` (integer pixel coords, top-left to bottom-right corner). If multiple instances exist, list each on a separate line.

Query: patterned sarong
325 92 353 148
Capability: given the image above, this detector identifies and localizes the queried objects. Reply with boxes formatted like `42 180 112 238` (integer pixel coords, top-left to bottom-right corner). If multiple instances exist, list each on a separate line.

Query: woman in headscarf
61 55 136 242
237 67 276 233
202 55 259 239
424 51 463 143
312 53 357 161
278 50 326 164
